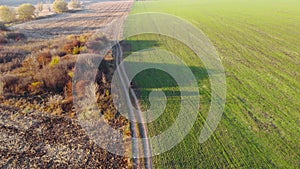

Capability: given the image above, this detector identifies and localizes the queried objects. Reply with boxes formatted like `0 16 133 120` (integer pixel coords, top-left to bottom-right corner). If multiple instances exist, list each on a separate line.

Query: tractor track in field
12 1 133 40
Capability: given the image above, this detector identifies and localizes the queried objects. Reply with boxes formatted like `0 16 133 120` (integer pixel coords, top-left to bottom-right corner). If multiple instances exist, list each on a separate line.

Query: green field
125 0 300 168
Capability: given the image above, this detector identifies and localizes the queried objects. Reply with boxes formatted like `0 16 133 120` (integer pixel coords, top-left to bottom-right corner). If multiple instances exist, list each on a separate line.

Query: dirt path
12 1 133 40
115 43 153 169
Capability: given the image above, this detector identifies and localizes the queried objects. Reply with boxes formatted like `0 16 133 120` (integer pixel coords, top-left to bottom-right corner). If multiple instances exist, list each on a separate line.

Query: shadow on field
35 13 60 20
120 40 160 54
20 25 105 38
120 39 217 99
125 62 211 106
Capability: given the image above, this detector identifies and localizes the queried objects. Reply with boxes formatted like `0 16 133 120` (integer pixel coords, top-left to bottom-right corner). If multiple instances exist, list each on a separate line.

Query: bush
63 39 84 54
0 59 22 72
36 65 71 92
0 22 7 31
69 0 81 9
51 48 67 57
18 3 36 20
63 40 79 54
0 49 28 63
0 34 7 44
6 32 26 41
28 81 44 93
0 6 16 23
36 51 52 67
2 74 32 95
86 35 111 54
49 56 60 67
35 55 76 92
0 49 28 73
53 0 68 13
59 55 76 69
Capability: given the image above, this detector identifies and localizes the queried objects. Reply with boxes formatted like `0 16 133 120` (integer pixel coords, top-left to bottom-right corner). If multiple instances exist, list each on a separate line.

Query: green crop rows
124 0 300 168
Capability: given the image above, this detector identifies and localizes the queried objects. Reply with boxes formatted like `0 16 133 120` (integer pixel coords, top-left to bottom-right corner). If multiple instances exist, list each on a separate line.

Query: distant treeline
0 0 102 7
0 0 44 6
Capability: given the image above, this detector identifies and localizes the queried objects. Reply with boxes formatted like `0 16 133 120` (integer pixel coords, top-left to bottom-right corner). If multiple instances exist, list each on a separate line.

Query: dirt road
115 43 153 169
12 1 133 39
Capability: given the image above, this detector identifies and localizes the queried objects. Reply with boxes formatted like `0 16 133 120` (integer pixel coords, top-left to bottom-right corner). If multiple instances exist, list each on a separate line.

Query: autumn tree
18 3 36 20
69 0 81 9
53 0 68 13
0 6 16 23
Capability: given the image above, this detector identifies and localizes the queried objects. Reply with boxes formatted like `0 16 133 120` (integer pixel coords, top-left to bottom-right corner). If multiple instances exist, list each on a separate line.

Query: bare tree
38 1 44 13
35 1 44 16
47 0 51 12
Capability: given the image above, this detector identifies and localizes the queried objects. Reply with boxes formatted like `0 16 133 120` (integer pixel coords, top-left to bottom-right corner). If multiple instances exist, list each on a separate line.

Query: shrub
0 58 22 72
64 81 73 97
0 22 7 31
69 0 81 9
51 48 66 57
79 34 90 43
36 51 52 67
18 3 36 20
6 32 26 41
49 56 60 67
67 34 90 43
1 75 16 95
53 0 68 13
59 55 76 69
72 46 80 54
22 55 38 71
28 81 44 93
0 49 28 63
35 55 76 92
0 6 16 23
2 74 32 95
86 35 111 54
72 46 85 54
0 34 7 44
57 51 67 57
36 65 70 92
63 39 83 54
47 94 64 114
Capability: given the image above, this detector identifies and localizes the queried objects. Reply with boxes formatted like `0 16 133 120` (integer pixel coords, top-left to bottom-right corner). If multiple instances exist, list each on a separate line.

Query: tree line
0 0 81 23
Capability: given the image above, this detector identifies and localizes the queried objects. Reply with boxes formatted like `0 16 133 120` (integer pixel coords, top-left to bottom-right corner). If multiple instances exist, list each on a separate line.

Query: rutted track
115 43 153 169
